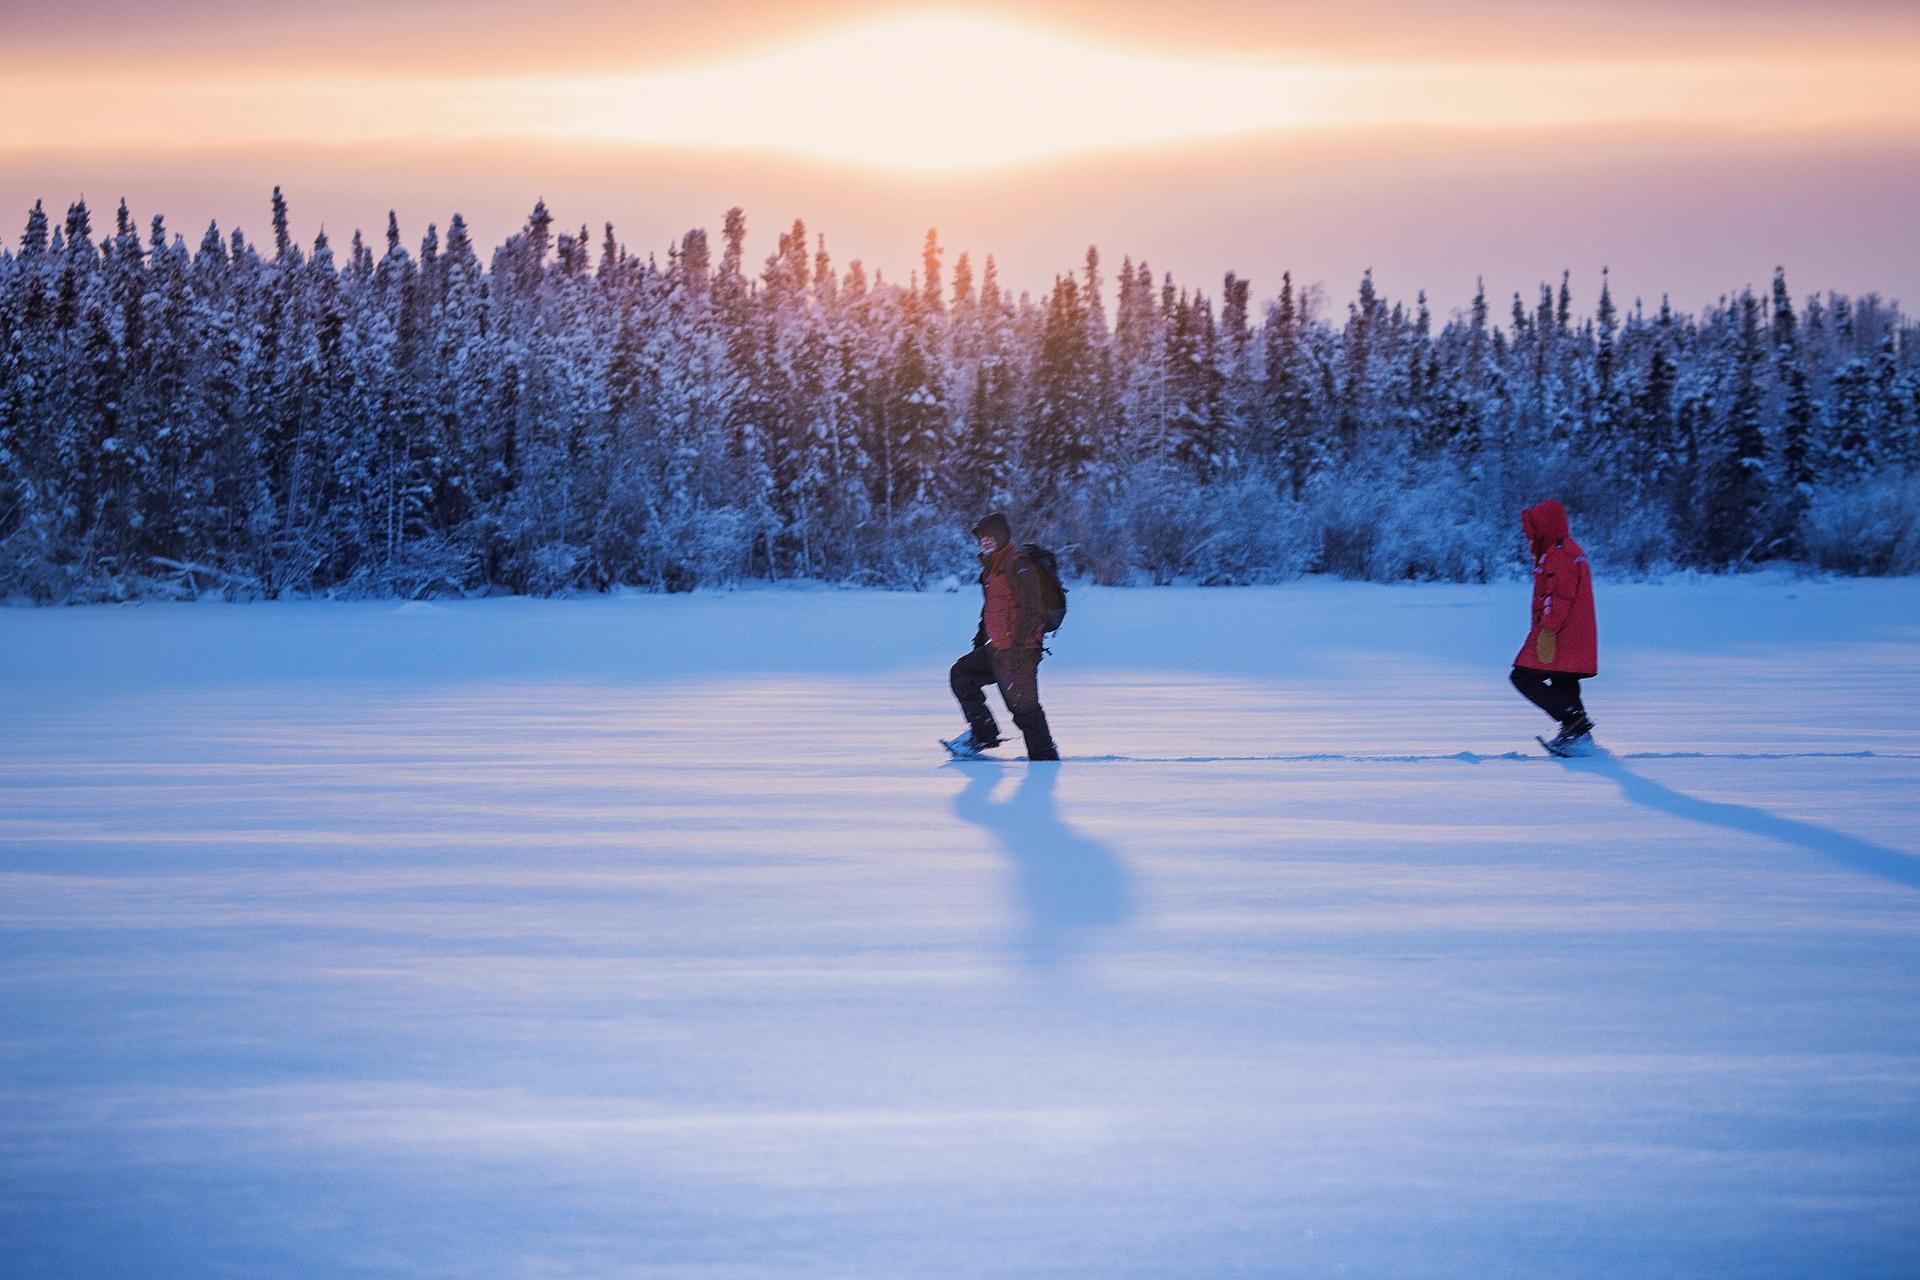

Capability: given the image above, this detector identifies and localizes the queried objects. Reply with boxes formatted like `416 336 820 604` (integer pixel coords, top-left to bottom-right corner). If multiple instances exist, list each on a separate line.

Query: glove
1536 629 1557 664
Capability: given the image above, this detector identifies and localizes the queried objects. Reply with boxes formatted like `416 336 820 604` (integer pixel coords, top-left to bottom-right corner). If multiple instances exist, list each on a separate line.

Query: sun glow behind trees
544 15 1304 168
5 11 1920 169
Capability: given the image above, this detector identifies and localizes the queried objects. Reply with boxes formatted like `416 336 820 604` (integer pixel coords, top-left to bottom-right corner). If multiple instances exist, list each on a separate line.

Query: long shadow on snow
950 763 1132 969
1556 752 1920 891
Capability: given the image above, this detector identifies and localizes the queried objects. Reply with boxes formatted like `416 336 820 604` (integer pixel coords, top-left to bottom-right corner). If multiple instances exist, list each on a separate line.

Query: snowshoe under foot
1558 730 1599 757
941 730 1001 760
1539 727 1599 758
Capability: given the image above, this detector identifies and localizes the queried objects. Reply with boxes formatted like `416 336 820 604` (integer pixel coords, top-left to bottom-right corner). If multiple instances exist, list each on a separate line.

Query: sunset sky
8 0 1919 317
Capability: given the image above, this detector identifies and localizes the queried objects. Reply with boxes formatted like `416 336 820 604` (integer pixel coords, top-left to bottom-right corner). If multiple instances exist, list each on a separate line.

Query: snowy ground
3 575 1919 1279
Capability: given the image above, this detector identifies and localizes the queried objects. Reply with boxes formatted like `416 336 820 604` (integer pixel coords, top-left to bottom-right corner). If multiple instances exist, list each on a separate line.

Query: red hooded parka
1513 499 1598 675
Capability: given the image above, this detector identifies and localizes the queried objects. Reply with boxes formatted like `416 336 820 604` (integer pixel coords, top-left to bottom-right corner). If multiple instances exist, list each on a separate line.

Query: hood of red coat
1522 500 1570 556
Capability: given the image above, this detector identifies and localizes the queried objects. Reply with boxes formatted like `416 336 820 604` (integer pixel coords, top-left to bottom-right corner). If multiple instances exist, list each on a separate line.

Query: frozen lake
3 576 1919 1277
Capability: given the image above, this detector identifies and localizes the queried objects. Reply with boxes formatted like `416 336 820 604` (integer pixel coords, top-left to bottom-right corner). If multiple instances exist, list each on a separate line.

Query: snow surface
3 575 1919 1278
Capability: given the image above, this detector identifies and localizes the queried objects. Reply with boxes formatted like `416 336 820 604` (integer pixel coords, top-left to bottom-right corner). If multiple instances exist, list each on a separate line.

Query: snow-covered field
3 575 1919 1279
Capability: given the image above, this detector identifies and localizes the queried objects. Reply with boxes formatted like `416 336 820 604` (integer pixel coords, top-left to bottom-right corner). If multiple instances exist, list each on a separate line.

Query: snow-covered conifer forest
2 191 1916 603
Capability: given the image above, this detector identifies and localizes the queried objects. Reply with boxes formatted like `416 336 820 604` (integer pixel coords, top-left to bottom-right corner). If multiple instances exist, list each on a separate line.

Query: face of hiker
978 534 1001 556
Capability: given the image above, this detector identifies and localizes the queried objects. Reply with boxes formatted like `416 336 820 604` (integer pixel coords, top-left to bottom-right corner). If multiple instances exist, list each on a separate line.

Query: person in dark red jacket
1509 499 1599 750
947 512 1060 761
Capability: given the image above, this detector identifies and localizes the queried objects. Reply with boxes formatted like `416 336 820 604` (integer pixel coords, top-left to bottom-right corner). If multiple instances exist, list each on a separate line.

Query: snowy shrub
513 541 588 596
381 534 479 600
1801 472 1920 576
248 513 332 600
1303 470 1408 579
650 504 756 591
147 556 268 602
1582 503 1675 578
0 523 80 603
1187 470 1312 584
581 471 657 589
1368 479 1507 582
1069 516 1138 587
1101 465 1310 585
1302 465 1531 583
867 507 973 589
1309 487 1388 580
1049 475 1137 585
1122 466 1208 585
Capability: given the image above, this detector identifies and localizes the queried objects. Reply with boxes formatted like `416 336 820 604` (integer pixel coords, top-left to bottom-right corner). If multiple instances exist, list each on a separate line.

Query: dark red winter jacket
979 543 1046 651
1513 499 1598 675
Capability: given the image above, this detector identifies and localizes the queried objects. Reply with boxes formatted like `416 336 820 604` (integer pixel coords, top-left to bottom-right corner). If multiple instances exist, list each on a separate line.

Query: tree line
1 190 1916 602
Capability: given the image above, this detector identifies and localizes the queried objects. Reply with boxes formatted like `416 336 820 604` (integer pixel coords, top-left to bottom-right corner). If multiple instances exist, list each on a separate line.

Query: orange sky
12 0 1920 71
6 2 1919 314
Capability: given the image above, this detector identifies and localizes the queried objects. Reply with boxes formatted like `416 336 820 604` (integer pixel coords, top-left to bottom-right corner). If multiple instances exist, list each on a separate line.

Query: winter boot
1012 707 1059 761
1557 714 1596 754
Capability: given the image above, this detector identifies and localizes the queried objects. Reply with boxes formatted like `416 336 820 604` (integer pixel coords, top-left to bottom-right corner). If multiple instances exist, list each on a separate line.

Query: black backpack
1021 544 1069 632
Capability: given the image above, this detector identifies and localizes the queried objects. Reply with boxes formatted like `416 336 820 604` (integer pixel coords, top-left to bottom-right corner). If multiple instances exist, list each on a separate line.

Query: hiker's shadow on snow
1561 754 1920 890
951 764 1132 969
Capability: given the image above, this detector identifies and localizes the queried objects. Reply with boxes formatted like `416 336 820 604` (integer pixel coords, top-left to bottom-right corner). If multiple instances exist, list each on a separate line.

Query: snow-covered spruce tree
1769 266 1819 553
1029 271 1098 507
4 191 1918 599
1697 292 1774 567
1622 296 1680 518
0 203 56 596
1259 272 1322 496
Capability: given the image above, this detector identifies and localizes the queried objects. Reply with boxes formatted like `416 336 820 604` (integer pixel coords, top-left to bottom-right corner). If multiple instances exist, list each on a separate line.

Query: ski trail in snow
957 749 1917 766
1063 751 1536 764
1611 750 1915 760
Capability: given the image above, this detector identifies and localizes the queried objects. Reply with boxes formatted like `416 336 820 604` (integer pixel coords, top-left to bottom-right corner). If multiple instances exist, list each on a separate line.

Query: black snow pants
951 646 1059 761
1510 665 1590 727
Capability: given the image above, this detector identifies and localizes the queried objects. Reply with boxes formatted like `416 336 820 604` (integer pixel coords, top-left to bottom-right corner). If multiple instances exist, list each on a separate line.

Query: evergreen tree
19 199 49 258
921 228 944 315
5 193 1917 598
1701 292 1772 565
1769 267 1818 547
1261 272 1320 491
1031 273 1097 495
271 186 293 264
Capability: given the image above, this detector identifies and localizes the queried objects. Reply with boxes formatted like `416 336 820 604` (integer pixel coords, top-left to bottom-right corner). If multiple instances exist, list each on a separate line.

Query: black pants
1510 666 1590 726
951 646 1058 760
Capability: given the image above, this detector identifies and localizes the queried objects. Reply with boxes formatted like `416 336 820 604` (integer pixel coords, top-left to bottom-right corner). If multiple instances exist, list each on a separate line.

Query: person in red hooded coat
1509 499 1599 750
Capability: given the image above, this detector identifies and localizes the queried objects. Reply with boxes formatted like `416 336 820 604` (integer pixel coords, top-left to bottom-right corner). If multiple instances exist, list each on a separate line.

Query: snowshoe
1539 718 1598 758
1558 729 1599 757
940 730 999 760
